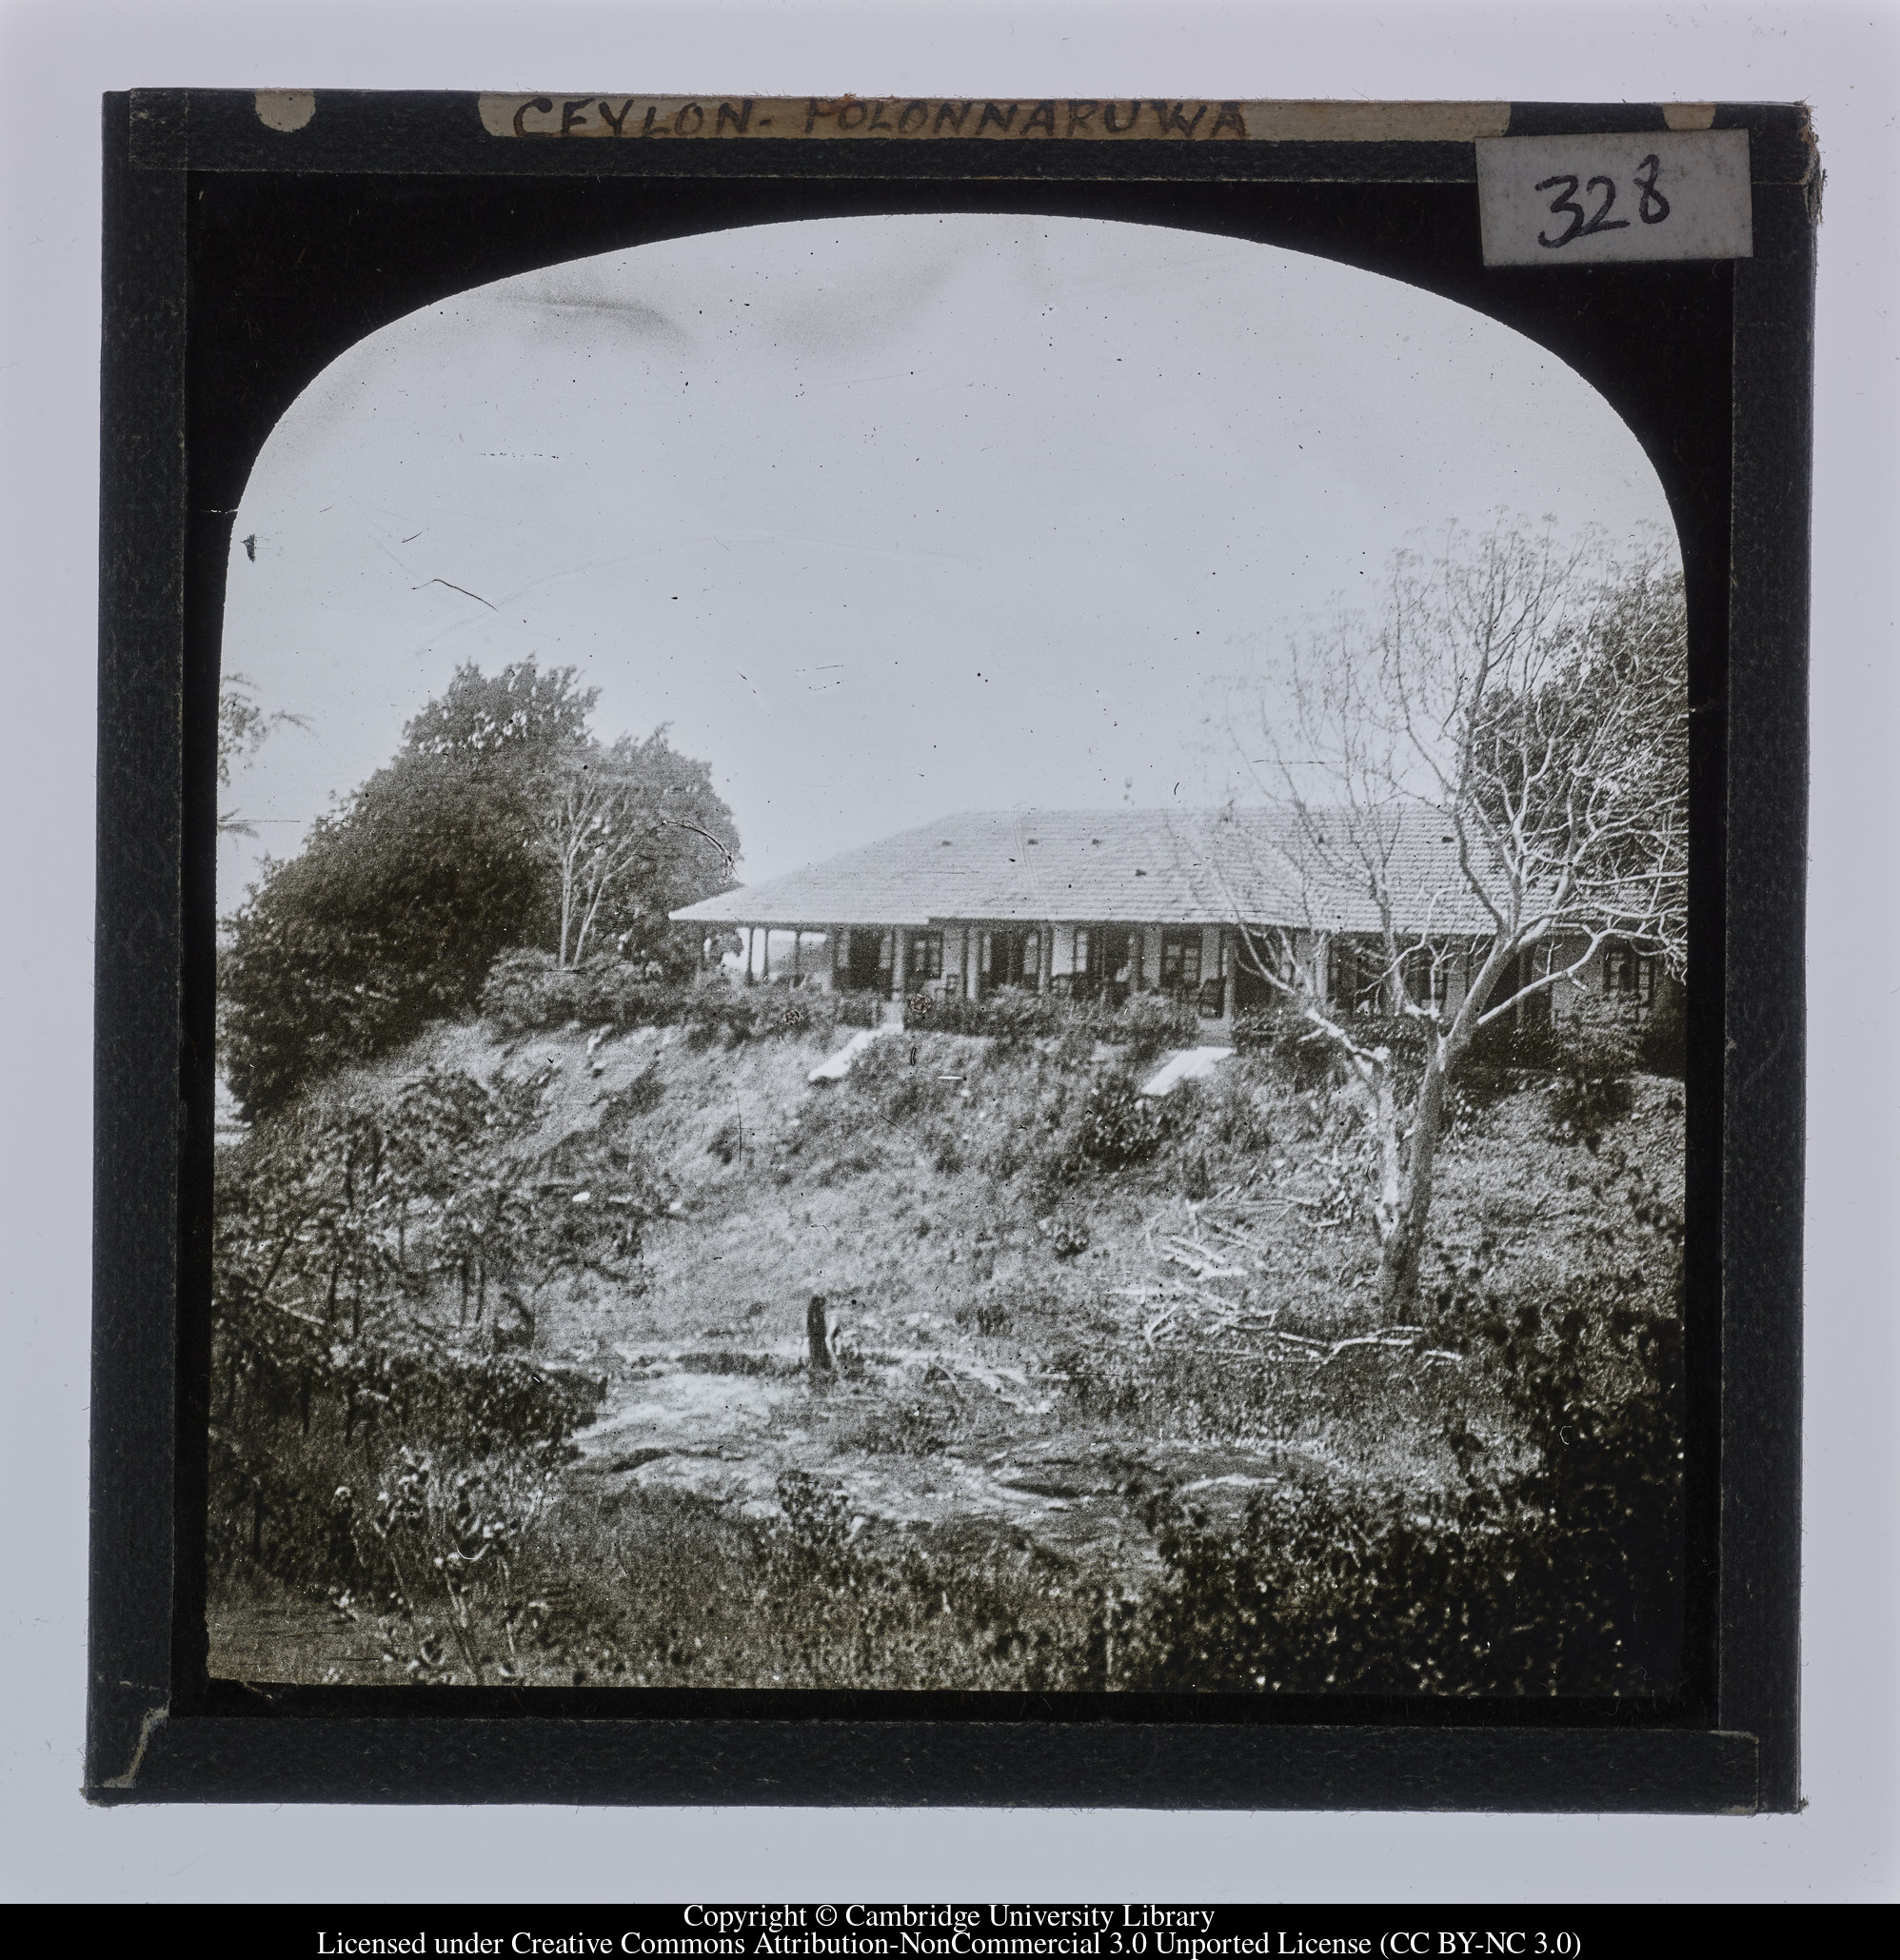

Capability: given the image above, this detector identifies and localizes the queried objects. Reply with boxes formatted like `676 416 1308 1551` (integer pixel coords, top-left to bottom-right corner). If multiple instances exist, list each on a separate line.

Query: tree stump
806 1293 834 1374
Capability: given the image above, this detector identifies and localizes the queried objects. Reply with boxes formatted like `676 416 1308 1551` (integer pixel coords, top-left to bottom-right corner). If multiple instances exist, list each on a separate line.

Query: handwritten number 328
1534 154 1671 248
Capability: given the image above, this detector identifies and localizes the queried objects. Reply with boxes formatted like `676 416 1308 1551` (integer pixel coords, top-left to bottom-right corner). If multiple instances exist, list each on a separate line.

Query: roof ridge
670 800 1490 933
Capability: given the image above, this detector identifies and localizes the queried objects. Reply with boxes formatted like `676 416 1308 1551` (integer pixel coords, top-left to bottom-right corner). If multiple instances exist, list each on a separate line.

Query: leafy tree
222 663 579 1116
401 658 595 763
223 663 587 1115
221 661 740 1116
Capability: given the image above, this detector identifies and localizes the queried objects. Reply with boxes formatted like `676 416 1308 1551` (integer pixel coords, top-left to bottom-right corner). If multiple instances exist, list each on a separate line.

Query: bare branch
1204 517 1688 1316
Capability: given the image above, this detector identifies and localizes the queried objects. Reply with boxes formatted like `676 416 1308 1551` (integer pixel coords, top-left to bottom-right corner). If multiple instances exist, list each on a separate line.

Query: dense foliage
208 1060 640 1651
920 987 1202 1056
478 953 880 1046
221 663 738 1117
1130 1289 1684 1693
209 998 1686 1693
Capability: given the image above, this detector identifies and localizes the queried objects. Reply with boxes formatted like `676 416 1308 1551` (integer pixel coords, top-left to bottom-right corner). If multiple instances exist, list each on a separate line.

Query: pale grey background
2 0 1893 1906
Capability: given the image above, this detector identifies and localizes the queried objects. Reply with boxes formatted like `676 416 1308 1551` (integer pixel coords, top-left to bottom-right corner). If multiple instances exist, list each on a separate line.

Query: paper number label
1476 130 1752 266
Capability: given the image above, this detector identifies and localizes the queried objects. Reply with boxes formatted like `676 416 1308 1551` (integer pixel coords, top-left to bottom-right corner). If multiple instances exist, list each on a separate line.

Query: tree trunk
574 868 613 967
1377 1039 1453 1317
557 840 577 969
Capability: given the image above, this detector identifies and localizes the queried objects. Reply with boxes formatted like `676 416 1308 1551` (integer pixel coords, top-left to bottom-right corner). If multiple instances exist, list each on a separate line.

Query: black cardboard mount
89 89 1812 1810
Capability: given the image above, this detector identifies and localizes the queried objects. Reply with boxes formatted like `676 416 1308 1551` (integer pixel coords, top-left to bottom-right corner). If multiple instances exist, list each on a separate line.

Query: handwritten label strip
477 96 1514 144
1476 130 1752 265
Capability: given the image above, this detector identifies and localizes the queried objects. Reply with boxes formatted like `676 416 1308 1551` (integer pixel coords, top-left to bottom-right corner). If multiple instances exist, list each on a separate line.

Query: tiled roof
673 807 1500 935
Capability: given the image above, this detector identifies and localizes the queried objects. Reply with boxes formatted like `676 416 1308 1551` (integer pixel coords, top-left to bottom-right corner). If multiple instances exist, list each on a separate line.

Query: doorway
984 927 1039 995
843 928 889 996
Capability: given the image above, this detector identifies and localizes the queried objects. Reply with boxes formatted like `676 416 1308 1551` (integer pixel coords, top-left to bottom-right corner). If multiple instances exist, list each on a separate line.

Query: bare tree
535 745 645 969
534 730 742 973
1214 521 1687 1317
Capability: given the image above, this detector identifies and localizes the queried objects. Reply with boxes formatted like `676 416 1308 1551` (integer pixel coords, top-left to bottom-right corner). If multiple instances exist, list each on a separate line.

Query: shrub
1118 1255 1685 1695
482 949 591 1037
1468 1016 1562 1074
669 981 841 1051
1072 1073 1169 1170
1229 1009 1278 1054
833 991 883 1031
604 972 698 1030
957 1293 1014 1336
923 988 1065 1047
915 993 970 1034
208 1323 606 1594
1445 1052 1517 1117
208 1055 629 1612
905 987 1200 1060
480 950 709 1039
1338 1017 1434 1067
1637 983 1687 1078
1201 1075 1275 1156
1259 1015 1339 1091
1108 993 1198 1068
1549 996 1640 1138
1127 1313 1683 1695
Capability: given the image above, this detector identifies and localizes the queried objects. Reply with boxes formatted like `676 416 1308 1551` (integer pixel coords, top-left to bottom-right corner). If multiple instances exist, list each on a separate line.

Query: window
1400 943 1449 1014
1160 929 1202 993
982 928 1040 990
906 931 944 980
1603 940 1655 1009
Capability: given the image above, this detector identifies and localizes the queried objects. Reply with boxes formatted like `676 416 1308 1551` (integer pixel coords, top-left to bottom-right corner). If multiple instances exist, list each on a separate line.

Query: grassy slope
210 1007 1685 1690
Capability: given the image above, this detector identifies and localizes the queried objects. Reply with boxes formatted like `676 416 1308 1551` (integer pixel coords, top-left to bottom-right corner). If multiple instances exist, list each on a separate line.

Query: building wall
793 916 1669 1038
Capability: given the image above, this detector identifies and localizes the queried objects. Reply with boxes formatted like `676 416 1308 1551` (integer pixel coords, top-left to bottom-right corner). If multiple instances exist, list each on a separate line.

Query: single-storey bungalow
669 808 1673 1030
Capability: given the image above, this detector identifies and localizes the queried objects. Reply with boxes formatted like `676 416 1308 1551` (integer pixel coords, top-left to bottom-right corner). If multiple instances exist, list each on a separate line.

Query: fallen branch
1320 1333 1421 1362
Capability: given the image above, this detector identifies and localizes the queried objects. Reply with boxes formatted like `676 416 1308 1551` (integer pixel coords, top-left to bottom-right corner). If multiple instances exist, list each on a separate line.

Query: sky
216 211 1679 906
